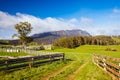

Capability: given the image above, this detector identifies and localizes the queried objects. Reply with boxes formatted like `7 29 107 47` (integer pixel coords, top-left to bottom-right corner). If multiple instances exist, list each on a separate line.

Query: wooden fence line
0 53 64 71
23 49 58 55
92 54 120 80
0 48 22 52
0 48 59 56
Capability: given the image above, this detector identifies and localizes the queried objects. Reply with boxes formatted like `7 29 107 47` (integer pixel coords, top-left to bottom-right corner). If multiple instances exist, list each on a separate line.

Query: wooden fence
93 54 120 80
0 48 58 55
0 53 64 71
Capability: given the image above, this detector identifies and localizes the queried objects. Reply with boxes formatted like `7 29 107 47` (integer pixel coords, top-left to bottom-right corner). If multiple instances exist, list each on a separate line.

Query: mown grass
0 45 120 80
51 45 120 57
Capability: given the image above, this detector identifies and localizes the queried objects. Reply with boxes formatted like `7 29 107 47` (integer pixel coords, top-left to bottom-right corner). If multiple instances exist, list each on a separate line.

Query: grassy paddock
0 52 30 57
51 45 120 57
0 60 69 80
0 45 120 80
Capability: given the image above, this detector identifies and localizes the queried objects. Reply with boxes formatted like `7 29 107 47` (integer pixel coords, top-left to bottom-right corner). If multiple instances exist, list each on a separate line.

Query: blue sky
0 0 120 39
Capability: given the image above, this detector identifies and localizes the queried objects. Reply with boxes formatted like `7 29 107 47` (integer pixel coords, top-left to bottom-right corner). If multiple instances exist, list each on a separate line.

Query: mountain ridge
32 29 91 44
32 29 91 38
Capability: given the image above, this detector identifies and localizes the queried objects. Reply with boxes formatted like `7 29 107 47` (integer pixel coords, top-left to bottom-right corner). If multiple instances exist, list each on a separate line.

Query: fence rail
93 54 120 80
0 53 64 71
0 48 60 56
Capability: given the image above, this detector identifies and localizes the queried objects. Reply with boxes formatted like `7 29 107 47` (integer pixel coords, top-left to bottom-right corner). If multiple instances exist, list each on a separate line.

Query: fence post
29 57 34 69
103 57 106 71
118 62 120 80
32 58 34 67
5 61 8 70
62 53 65 60
50 55 53 63
96 56 98 65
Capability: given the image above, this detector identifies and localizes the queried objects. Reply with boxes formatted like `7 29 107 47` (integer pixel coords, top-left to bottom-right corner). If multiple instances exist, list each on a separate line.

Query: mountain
32 29 91 44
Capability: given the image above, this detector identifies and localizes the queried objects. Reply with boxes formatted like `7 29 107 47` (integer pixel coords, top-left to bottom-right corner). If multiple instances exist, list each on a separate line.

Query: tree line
53 35 117 48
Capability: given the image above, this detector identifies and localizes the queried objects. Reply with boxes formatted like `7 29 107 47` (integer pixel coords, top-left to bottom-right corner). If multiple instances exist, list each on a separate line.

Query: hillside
32 29 91 44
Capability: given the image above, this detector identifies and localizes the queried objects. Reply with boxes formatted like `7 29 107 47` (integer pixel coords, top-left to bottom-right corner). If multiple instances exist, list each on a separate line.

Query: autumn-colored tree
13 22 33 48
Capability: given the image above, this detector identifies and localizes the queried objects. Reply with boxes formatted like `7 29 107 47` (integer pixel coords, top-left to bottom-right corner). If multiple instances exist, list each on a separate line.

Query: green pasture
0 45 120 80
0 52 30 57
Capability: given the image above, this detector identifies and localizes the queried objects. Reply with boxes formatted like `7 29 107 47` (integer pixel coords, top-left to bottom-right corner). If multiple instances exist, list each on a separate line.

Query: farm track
65 54 90 80
40 61 75 80
65 61 88 80
41 52 88 80
41 53 81 80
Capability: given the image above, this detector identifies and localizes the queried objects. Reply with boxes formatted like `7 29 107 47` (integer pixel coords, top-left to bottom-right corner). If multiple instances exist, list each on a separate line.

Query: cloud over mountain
0 11 91 39
0 10 120 39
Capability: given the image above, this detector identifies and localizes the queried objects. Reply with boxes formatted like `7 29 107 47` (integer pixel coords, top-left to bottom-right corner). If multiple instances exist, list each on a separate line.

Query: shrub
105 48 117 51
111 48 117 51
32 46 45 50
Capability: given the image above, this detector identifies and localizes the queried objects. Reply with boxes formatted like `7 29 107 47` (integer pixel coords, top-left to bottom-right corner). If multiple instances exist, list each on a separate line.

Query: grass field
0 45 120 80
0 52 30 57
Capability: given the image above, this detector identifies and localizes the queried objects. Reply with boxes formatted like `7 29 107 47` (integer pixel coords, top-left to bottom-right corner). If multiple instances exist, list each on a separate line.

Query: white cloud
85 25 120 36
79 17 94 29
80 17 93 24
110 8 120 18
0 11 120 39
68 18 78 23
0 11 79 39
113 8 120 13
0 11 17 29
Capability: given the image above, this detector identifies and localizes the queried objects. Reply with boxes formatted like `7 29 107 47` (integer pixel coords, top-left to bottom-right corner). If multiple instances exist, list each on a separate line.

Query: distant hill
0 40 20 45
32 29 91 44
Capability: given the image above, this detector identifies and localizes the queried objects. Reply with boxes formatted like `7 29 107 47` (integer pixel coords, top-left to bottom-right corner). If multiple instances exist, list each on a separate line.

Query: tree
72 36 84 47
53 37 74 48
13 22 33 48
